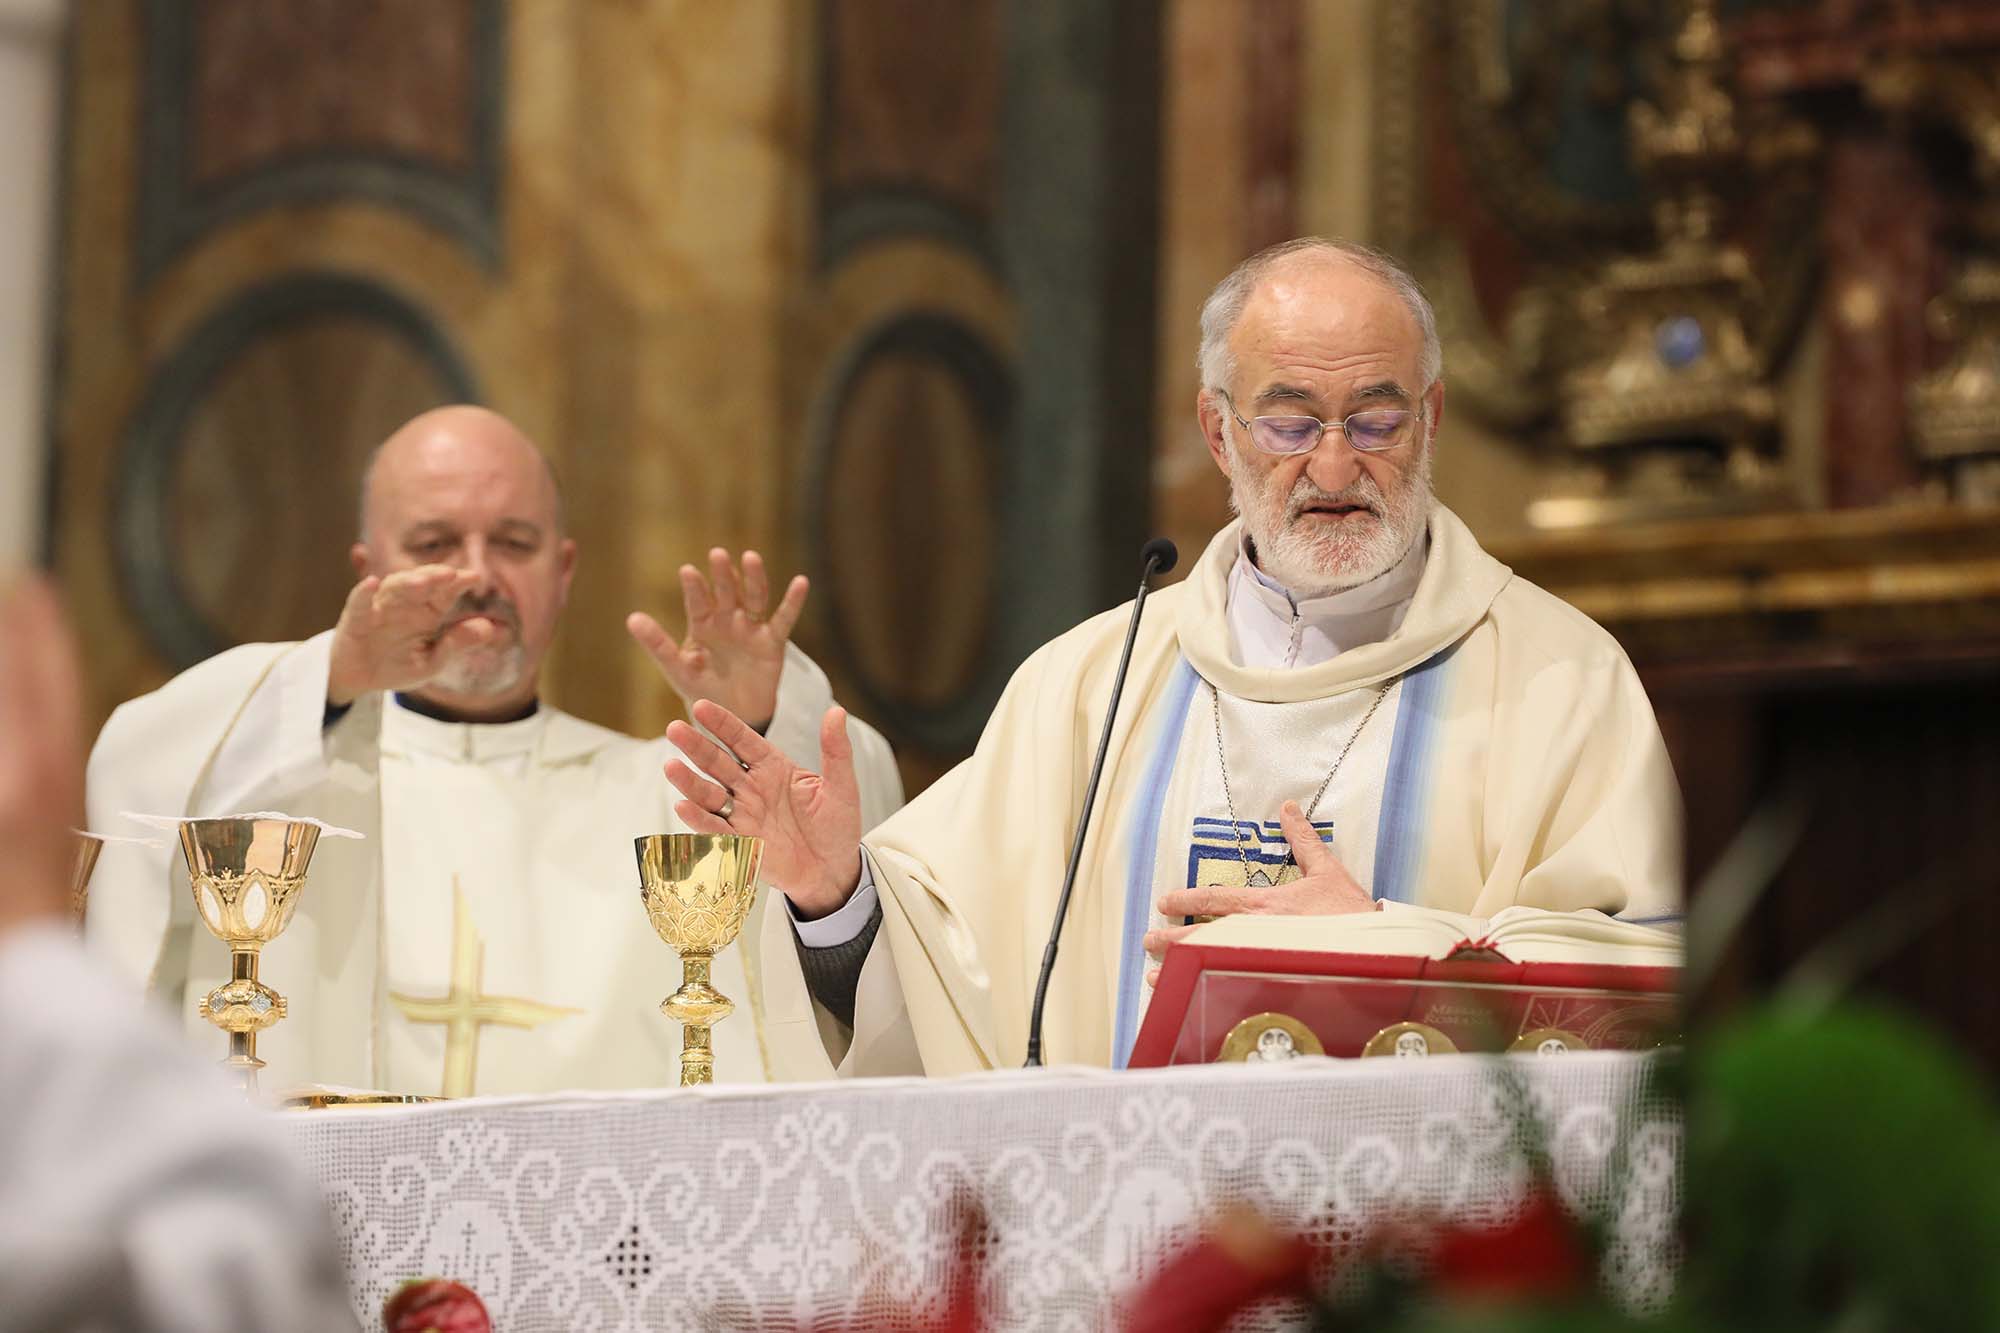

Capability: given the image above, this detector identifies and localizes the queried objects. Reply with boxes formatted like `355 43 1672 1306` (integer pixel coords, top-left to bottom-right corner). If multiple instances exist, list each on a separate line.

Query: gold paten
69 833 104 928
280 1092 442 1110
636 833 764 1087
1361 1021 1458 1059
1510 1027 1588 1055
1217 1012 1324 1063
389 879 582 1099
179 817 321 1095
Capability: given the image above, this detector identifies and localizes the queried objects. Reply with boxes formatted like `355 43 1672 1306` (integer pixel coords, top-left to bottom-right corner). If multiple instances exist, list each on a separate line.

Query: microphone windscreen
1141 537 1179 575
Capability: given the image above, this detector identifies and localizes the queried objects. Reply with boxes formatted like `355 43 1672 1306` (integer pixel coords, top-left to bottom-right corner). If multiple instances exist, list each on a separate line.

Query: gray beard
1229 456 1432 598
429 642 528 698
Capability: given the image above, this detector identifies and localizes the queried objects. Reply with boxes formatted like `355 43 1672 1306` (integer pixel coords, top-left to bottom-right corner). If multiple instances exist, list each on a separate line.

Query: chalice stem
679 955 714 1087
660 953 734 1087
681 1021 713 1087
222 950 267 1094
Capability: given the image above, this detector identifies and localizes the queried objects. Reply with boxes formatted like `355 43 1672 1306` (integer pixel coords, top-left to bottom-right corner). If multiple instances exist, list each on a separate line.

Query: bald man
85 406 902 1095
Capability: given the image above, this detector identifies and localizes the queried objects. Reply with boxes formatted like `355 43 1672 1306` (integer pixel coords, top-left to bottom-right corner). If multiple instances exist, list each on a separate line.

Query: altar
290 1053 1680 1331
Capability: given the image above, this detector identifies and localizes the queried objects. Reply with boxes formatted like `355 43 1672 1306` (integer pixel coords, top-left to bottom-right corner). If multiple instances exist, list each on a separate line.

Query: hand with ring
664 701 864 919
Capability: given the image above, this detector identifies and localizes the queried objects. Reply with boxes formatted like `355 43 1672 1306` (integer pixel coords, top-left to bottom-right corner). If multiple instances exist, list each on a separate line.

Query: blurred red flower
1430 1191 1589 1304
382 1277 492 1333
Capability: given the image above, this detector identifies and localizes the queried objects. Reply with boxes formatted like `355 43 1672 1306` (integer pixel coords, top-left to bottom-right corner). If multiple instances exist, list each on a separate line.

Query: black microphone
1024 537 1179 1067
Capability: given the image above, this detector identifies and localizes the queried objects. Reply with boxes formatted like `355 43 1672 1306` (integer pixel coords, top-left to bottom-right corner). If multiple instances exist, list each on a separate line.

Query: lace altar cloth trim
289 1054 1679 1331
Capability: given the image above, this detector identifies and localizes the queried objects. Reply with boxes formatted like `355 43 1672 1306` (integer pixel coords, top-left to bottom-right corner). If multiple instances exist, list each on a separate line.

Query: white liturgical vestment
755 506 1682 1080
84 631 903 1096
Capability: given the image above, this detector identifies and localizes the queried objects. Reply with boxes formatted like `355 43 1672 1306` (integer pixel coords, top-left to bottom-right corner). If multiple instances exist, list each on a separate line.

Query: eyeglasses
1218 389 1422 456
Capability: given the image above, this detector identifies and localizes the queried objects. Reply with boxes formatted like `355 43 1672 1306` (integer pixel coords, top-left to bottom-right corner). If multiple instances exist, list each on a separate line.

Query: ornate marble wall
57 0 556 715
55 2 823 749
51 0 1167 798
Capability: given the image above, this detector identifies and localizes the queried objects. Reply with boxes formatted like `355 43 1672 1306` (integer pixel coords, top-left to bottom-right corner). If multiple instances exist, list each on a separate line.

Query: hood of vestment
1174 504 1513 701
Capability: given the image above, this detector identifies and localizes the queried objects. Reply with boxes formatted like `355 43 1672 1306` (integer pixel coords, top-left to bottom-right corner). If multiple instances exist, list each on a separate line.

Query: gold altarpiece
1370 0 2000 1067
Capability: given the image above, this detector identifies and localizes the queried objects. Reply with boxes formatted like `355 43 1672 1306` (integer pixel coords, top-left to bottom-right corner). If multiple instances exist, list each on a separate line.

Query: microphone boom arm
1023 538 1177 1067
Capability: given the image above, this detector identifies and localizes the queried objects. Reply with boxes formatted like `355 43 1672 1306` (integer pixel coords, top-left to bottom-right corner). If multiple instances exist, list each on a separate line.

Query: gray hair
1196 237 1441 393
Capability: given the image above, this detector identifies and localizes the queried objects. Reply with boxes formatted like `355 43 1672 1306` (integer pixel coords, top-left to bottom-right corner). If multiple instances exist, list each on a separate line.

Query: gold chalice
178 817 322 1093
69 832 104 928
635 833 763 1086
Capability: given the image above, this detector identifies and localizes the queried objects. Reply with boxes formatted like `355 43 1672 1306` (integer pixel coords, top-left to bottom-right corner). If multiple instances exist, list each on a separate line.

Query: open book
1185 903 1682 968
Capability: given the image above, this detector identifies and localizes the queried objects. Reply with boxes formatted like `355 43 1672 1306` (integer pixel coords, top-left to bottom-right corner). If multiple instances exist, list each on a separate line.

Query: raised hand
326 565 487 706
0 577 86 933
628 548 808 731
1143 800 1375 984
663 699 863 917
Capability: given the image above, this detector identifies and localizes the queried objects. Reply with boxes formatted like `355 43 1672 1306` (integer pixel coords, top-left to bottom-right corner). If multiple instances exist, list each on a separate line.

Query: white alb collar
379 693 550 763
1232 528 1427 625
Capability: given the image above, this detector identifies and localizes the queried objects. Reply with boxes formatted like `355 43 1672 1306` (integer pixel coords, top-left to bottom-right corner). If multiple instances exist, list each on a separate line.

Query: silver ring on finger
717 794 735 821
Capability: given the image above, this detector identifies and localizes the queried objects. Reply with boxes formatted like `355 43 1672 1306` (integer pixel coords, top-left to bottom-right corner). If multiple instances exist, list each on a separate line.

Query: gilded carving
1865 52 2000 501
1538 0 1817 526
1382 0 1822 527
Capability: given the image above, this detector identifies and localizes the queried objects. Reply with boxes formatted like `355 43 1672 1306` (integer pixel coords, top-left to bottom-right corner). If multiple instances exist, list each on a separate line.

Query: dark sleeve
791 901 884 1029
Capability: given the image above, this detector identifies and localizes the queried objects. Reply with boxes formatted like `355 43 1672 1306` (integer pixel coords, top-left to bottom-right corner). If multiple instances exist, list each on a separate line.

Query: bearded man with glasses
667 238 1683 1078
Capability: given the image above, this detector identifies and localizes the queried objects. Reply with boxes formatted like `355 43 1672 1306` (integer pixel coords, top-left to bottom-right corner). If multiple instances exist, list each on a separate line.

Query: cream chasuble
85 631 904 1095
754 505 1683 1081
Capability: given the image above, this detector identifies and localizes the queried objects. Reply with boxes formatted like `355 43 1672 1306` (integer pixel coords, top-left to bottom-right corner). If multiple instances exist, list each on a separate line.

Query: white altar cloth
288 1054 1679 1331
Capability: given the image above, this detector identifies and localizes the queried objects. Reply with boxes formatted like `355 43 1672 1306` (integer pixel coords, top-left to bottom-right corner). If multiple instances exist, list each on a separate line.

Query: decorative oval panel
139 0 504 279
117 274 479 667
808 315 1011 752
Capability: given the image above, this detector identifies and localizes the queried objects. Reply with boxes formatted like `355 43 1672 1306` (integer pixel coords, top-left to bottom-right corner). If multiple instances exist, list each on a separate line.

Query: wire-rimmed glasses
1218 389 1422 456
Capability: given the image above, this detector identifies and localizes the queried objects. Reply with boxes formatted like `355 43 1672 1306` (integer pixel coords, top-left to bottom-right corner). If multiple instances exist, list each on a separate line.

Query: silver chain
1209 679 1393 876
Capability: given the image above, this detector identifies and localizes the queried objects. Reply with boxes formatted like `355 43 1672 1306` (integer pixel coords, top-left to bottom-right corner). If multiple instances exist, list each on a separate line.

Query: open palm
328 565 484 704
664 699 863 917
629 549 808 729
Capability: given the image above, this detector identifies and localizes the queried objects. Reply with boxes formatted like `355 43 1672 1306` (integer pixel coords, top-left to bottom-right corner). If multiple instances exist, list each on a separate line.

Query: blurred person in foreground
85 406 902 1095
0 577 356 1332
667 238 1683 1076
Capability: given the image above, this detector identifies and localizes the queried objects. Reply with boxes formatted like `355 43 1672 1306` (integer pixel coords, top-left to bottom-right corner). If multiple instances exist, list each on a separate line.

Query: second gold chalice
179 817 322 1093
69 832 104 927
636 833 763 1086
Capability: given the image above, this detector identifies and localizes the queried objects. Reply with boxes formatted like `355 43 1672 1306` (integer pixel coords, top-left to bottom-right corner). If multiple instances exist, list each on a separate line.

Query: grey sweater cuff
793 900 883 1029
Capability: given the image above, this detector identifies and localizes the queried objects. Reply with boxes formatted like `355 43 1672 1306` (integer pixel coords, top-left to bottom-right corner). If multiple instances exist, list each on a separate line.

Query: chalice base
221 1032 266 1096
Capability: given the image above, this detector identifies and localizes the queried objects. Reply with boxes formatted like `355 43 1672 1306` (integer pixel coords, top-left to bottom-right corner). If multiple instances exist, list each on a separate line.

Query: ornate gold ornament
635 833 764 1087
1538 0 1802 529
1361 1021 1458 1059
1911 260 2000 504
1509 1027 1588 1055
178 817 321 1094
1866 54 2000 504
1217 1012 1324 1063
1386 1 1821 528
